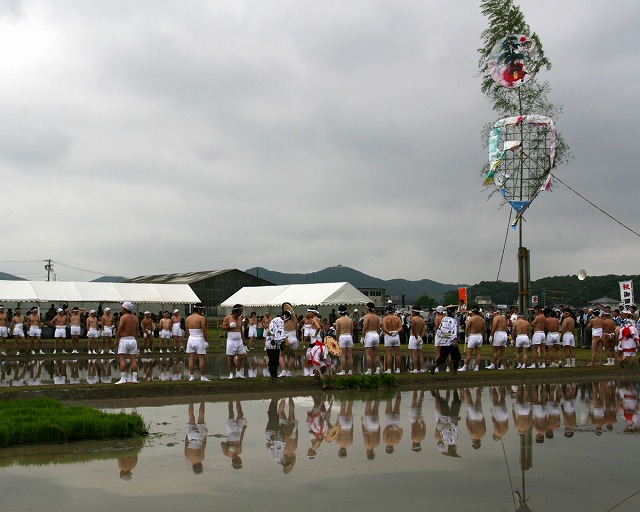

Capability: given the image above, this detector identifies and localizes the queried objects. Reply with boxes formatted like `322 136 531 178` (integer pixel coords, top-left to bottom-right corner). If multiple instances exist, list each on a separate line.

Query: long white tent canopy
221 282 370 308
0 281 201 305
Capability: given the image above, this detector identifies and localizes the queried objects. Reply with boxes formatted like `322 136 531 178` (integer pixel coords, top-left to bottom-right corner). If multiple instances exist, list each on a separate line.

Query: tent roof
0 281 200 304
221 282 370 308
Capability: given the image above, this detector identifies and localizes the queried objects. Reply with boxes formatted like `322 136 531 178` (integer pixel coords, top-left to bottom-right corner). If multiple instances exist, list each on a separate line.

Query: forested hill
246 266 639 307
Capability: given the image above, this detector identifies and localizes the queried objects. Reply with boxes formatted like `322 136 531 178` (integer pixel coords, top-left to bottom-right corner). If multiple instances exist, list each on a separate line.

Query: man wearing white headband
186 304 209 381
222 304 246 379
100 307 115 355
171 309 183 352
86 310 100 355
115 301 139 384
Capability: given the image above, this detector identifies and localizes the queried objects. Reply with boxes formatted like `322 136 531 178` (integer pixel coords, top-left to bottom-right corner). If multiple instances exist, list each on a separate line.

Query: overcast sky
0 0 637 285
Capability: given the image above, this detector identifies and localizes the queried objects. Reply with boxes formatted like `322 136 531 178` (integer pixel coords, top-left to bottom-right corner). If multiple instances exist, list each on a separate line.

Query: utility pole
44 259 53 281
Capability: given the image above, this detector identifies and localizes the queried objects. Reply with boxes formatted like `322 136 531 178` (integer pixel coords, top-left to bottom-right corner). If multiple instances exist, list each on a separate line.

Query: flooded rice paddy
1 379 639 511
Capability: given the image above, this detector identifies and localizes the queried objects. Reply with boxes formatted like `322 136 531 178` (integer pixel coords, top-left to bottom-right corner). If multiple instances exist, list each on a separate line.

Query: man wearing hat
115 301 139 384
185 304 210 381
0 305 8 356
86 310 100 355
335 305 354 375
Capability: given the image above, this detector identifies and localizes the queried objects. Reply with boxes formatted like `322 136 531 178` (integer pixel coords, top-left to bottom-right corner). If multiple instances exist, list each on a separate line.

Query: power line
552 173 640 238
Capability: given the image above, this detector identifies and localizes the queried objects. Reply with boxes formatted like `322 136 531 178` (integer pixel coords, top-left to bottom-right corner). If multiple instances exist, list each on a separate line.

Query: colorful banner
619 280 634 309
458 287 467 305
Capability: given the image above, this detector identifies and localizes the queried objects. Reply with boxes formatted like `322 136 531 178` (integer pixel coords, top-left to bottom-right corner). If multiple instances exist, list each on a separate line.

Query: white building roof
0 281 200 304
221 282 371 308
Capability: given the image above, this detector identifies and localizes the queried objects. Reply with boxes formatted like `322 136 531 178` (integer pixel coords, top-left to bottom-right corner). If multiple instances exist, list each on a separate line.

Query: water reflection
2 382 640 511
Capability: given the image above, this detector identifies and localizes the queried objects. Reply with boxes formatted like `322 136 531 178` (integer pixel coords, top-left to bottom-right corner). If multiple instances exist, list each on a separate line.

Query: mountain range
245 266 462 302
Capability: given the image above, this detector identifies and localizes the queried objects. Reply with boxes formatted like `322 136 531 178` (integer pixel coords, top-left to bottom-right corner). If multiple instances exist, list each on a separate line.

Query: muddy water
1 382 639 511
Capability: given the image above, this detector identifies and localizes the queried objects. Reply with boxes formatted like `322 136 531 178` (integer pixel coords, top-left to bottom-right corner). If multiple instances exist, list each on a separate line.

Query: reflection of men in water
265 399 288 468
118 454 138 481
464 388 486 450
221 400 247 470
410 391 426 452
306 396 331 459
278 398 298 474
54 360 67 385
546 384 562 439
490 386 509 441
383 392 403 454
362 399 381 460
512 385 532 435
336 399 354 458
433 389 461 457
562 383 577 437
185 403 208 474
185 304 209 382
532 385 548 444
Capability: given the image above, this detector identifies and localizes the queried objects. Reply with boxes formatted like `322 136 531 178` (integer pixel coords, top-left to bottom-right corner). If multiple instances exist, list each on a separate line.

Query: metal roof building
127 269 274 316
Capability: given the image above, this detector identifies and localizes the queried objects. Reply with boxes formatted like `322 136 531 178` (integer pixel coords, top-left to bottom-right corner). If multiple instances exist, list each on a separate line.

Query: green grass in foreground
0 397 147 448
321 373 397 390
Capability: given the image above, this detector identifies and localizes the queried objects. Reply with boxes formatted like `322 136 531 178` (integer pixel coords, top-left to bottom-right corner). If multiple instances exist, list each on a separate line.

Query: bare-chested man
0 305 8 356
247 312 258 351
50 308 68 354
587 310 604 366
362 302 382 375
560 308 576 367
222 304 246 379
602 311 617 366
486 310 508 370
157 311 172 353
141 311 155 353
10 308 25 355
335 305 354 375
513 313 531 369
408 307 426 373
530 306 547 368
86 310 100 354
279 307 300 378
186 304 209 381
26 307 44 355
66 306 86 354
382 306 402 374
460 307 485 372
544 308 562 367
100 307 115 354
115 301 139 384
171 309 183 351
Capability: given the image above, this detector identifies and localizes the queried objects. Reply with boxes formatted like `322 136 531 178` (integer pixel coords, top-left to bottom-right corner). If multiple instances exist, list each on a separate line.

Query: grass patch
321 373 398 390
0 397 147 448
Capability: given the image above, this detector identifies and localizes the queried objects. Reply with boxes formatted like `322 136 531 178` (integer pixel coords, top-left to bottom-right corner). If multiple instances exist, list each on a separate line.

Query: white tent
0 281 200 305
221 282 371 308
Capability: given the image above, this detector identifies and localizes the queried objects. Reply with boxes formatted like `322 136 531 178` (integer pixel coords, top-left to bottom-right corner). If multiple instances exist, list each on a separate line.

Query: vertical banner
458 287 467 305
619 280 634 309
